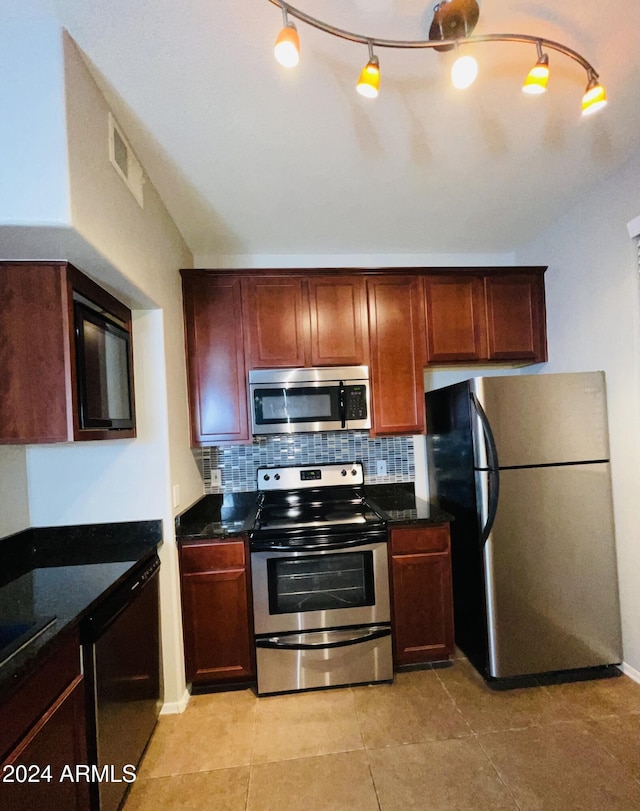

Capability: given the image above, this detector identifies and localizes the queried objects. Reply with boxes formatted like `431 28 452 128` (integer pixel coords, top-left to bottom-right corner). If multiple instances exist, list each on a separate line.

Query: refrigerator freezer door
482 462 622 678
472 372 610 467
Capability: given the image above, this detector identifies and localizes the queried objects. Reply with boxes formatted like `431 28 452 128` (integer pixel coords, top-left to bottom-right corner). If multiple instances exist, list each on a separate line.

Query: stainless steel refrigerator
426 371 622 681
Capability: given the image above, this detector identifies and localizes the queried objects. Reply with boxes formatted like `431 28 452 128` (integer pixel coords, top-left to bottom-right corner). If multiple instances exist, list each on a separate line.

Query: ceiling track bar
267 0 598 78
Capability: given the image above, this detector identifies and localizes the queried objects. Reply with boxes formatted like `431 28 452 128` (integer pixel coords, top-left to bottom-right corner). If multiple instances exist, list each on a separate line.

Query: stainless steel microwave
249 366 371 435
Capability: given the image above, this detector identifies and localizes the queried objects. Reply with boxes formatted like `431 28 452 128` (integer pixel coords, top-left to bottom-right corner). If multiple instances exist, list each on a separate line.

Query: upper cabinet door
307 276 368 366
182 274 249 444
367 275 427 435
424 274 487 362
0 264 72 443
485 272 547 362
242 277 307 368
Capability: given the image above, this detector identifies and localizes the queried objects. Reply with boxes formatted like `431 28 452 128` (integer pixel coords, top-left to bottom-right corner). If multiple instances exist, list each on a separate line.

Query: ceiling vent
108 112 144 208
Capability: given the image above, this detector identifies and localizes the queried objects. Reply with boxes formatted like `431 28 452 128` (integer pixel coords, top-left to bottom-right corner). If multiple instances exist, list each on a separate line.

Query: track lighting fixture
267 0 607 117
356 42 380 99
451 42 478 90
274 6 300 68
523 41 550 95
581 71 608 116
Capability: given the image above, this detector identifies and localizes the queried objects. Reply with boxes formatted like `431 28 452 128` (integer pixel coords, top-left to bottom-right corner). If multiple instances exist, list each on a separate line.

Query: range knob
340 469 347 476
263 474 270 481
351 468 358 476
274 473 280 481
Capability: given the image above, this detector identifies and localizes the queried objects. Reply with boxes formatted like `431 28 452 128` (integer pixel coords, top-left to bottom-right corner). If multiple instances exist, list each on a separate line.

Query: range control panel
257 462 364 491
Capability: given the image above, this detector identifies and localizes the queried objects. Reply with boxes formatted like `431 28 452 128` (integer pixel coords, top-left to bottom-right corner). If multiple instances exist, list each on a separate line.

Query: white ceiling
52 0 640 259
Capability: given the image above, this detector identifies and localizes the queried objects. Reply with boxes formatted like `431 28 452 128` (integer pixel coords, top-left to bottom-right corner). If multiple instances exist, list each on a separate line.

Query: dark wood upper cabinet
242 277 307 368
485 271 547 362
424 268 547 365
307 276 368 366
367 275 427 436
424 273 487 362
0 261 135 444
179 267 547 444
182 272 249 444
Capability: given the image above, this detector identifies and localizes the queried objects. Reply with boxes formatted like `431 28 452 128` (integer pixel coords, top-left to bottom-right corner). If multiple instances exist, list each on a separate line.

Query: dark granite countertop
364 483 454 525
175 492 258 542
0 520 162 699
175 483 452 543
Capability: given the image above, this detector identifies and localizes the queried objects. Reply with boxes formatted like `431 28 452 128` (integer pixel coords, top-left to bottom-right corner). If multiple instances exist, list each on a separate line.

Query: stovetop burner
250 463 386 548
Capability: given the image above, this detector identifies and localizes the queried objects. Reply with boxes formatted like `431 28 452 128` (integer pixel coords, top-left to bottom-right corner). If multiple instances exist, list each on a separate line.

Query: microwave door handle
339 382 346 428
255 627 391 651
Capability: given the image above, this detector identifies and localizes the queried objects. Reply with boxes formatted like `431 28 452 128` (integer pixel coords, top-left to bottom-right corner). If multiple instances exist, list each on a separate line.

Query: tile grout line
350 685 383 810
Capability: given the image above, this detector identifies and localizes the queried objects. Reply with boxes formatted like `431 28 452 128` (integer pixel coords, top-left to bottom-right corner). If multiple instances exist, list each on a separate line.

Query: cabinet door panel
485 273 547 361
424 274 487 362
391 552 454 665
307 277 368 366
367 276 426 435
182 274 249 444
243 278 307 368
1 678 89 811
0 264 72 443
182 569 253 683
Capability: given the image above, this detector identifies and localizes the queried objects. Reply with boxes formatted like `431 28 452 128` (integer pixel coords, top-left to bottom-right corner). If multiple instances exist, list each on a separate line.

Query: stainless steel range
249 462 393 695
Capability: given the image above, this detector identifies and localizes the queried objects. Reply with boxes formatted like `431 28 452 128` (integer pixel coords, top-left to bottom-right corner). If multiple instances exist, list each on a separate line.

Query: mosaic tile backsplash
200 432 415 493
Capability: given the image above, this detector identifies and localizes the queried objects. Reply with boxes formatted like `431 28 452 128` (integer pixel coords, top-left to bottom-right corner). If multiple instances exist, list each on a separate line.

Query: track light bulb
274 22 300 68
523 53 549 94
451 54 478 89
581 76 607 116
357 56 380 98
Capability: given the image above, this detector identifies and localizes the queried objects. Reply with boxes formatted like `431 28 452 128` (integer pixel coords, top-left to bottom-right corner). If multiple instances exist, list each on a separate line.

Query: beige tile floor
124 655 640 811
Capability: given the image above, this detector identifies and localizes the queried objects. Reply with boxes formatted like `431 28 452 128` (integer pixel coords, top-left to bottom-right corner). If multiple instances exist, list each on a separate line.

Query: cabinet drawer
390 525 450 555
0 631 81 762
181 540 246 573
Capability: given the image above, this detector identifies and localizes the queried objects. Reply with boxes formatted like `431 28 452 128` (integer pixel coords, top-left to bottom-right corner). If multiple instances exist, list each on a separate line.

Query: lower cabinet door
1 677 89 811
391 552 454 665
182 566 254 684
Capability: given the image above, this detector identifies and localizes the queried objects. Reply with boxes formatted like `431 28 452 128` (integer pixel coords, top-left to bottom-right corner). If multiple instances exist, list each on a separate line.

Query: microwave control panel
344 385 368 420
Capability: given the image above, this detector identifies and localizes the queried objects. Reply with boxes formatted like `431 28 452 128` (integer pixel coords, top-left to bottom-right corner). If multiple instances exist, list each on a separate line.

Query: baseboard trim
620 661 640 684
160 687 191 715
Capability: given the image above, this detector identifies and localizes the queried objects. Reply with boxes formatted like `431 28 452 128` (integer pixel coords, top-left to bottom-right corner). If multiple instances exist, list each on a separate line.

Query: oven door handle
255 627 391 651
250 535 387 553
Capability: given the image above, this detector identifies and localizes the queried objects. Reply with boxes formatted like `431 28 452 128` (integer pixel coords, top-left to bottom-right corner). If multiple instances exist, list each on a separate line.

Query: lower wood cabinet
389 524 454 665
180 539 255 685
0 632 89 811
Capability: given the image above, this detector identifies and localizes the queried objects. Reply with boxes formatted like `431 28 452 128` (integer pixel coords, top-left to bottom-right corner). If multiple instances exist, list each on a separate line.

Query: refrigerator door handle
471 393 500 546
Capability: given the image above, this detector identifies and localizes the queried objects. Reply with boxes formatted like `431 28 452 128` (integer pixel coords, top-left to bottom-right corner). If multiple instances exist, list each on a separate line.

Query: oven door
251 540 390 635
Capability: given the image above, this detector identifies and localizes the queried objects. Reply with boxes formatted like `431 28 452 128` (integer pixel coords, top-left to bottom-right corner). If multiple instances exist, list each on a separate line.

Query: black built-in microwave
74 298 134 430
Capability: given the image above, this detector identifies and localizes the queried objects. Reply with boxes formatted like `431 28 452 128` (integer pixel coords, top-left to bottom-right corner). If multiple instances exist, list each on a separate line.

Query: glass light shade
523 57 549 94
356 58 380 98
451 55 478 89
581 79 607 116
274 23 300 68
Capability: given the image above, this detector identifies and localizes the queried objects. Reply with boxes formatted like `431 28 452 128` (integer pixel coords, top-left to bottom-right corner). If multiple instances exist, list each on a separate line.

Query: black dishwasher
81 554 162 811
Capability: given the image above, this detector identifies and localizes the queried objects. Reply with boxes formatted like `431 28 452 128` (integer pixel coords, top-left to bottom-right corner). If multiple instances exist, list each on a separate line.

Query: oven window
267 551 375 614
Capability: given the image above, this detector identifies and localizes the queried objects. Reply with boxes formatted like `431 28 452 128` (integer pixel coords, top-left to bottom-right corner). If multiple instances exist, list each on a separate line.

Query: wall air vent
108 112 144 208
